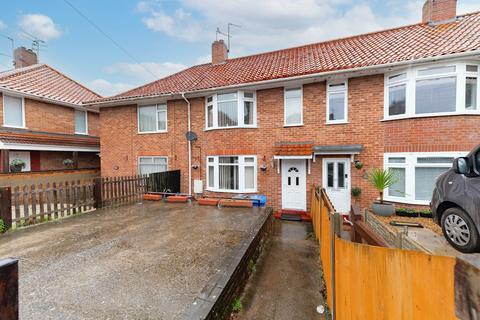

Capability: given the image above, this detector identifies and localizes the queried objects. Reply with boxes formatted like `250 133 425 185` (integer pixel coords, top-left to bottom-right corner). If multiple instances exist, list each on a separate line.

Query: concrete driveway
0 201 264 320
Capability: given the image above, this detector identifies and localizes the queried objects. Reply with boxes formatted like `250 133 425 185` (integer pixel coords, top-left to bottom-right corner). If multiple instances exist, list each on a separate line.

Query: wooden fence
0 175 150 229
311 187 460 319
97 175 149 208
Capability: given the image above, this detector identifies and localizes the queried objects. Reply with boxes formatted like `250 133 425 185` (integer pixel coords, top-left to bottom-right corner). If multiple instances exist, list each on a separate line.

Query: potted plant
369 168 398 216
354 161 364 170
396 208 419 217
9 158 25 173
351 187 362 204
63 158 75 167
419 209 433 218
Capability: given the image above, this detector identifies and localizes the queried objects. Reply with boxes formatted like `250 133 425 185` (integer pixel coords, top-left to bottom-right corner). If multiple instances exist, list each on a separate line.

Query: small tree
368 168 398 204
351 187 362 203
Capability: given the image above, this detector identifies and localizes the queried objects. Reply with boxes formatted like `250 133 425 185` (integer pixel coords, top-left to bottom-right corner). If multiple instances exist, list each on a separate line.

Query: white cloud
19 14 61 40
195 54 210 64
0 20 6 30
104 61 187 81
89 79 133 97
138 0 480 59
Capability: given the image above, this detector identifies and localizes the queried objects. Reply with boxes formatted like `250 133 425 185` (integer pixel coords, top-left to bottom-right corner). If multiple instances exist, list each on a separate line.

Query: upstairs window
138 103 167 133
284 87 303 126
75 110 88 134
327 82 348 123
3 95 24 128
384 62 480 119
205 91 256 129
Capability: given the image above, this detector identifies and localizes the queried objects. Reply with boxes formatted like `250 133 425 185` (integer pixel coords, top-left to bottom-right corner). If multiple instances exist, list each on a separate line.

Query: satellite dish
186 131 198 141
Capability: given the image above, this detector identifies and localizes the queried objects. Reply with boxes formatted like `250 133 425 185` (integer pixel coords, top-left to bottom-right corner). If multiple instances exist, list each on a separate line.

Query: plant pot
419 211 432 218
372 201 395 216
9 165 23 173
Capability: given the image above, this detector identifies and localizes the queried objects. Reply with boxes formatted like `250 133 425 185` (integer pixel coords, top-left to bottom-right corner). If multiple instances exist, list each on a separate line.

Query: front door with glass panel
281 159 307 211
323 158 350 213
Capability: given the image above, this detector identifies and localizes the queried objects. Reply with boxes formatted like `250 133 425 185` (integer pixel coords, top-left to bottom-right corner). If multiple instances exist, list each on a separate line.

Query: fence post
0 258 18 320
0 187 12 230
330 211 339 320
93 178 103 209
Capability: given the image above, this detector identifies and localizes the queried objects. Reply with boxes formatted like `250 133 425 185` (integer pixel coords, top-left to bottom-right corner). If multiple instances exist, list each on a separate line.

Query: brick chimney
422 0 457 24
14 47 38 68
212 40 228 65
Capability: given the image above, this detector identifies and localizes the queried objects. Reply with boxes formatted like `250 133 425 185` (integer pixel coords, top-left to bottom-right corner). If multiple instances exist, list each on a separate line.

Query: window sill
204 126 257 131
383 196 430 206
2 125 27 129
382 111 480 122
283 123 304 128
206 188 258 194
137 130 168 135
75 132 88 135
326 121 349 125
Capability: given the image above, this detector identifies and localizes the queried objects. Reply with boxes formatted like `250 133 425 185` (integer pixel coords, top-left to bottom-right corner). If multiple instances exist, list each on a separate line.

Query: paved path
238 220 324 320
0 202 263 320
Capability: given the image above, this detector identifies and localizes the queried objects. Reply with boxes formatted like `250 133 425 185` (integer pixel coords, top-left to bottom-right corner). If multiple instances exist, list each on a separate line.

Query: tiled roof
91 11 480 104
0 64 101 106
275 142 313 156
0 128 99 148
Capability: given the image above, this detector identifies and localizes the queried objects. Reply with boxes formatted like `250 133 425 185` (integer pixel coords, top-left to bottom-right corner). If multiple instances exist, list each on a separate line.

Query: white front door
282 159 307 211
323 158 351 213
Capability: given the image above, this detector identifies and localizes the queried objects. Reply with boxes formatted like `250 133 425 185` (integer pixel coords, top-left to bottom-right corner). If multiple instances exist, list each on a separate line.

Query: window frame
205 91 257 130
74 110 88 135
326 81 348 124
137 103 168 134
137 156 168 175
384 152 467 205
206 155 257 193
384 61 480 120
2 94 26 129
283 86 303 127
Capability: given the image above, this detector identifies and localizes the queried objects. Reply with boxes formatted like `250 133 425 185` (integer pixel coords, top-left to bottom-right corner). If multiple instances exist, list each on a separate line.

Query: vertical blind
139 157 168 175
217 93 238 127
4 95 23 127
75 110 87 134
139 105 156 132
285 88 302 125
219 156 239 190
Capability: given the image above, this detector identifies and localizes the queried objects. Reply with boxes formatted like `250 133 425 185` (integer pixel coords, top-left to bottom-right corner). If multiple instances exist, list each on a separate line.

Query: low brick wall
183 207 274 320
365 210 427 251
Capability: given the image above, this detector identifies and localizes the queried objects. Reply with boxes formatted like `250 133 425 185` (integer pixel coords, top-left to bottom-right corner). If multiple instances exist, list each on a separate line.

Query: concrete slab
0 201 264 320
237 221 324 320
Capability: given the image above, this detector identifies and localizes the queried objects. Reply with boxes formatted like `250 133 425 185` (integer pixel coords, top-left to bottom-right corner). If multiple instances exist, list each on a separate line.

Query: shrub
232 298 243 313
351 187 362 199
0 219 5 233
368 168 399 203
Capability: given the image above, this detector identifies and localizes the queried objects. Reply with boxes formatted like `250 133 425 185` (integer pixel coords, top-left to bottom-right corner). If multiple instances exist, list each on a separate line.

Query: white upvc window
3 94 25 128
384 152 467 205
138 156 168 175
75 110 88 135
205 91 256 129
326 81 348 124
284 87 303 126
206 155 257 193
384 62 480 120
138 103 167 133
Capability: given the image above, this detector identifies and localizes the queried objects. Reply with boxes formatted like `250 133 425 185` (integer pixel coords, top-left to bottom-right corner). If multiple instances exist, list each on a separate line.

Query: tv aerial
216 22 241 53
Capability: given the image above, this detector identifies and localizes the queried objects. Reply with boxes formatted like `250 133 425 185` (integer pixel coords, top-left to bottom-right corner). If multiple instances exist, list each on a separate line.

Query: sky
0 0 479 97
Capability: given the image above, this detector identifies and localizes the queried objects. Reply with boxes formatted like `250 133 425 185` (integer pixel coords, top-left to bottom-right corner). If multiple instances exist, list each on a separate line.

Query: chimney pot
422 0 457 24
212 40 228 65
14 47 38 69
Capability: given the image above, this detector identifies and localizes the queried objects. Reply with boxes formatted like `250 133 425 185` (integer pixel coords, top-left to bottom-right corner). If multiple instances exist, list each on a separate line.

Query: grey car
431 147 480 253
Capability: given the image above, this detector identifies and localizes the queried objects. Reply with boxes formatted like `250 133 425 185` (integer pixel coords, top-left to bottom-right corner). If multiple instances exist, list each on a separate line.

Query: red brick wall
0 93 99 136
423 0 457 23
99 74 480 211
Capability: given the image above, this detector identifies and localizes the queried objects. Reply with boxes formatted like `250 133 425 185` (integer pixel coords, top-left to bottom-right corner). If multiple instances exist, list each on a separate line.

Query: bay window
384 152 467 204
206 155 257 192
138 156 168 175
205 91 256 129
3 95 25 128
284 87 303 126
138 103 167 133
326 82 348 123
384 62 480 119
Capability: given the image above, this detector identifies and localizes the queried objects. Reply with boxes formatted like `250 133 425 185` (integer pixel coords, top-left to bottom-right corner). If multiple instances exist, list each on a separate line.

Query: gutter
87 50 480 108
181 92 192 197
0 87 99 113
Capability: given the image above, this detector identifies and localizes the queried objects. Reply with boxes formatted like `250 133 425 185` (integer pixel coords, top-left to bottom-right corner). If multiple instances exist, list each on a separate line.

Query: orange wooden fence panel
334 237 457 320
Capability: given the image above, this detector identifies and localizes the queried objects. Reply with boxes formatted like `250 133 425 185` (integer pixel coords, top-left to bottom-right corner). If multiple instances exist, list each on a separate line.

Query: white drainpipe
181 92 192 197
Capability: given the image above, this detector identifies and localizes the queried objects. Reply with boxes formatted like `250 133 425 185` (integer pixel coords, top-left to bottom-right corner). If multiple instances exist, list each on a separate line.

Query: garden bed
375 215 442 235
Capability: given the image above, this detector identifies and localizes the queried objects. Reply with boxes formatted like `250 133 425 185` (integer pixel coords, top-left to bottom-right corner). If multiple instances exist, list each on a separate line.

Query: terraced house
89 0 480 213
0 47 101 174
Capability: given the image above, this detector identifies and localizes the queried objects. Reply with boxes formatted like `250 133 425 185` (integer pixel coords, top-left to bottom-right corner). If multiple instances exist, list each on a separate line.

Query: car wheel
441 207 480 253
